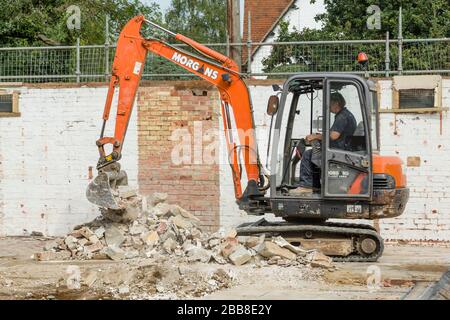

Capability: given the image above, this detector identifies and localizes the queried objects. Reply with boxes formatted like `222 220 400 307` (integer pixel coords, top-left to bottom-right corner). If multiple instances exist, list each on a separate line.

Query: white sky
142 0 326 33
142 0 172 12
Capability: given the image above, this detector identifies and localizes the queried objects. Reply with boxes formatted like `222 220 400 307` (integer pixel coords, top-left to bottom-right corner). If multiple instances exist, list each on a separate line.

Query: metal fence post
225 30 230 57
385 31 390 77
247 11 252 76
397 7 403 75
76 37 81 82
104 14 110 82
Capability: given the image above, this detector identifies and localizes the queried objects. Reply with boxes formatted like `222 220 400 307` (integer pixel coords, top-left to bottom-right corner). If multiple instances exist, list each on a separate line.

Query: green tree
262 1 450 74
165 0 227 43
315 0 449 39
0 1 163 82
145 0 227 78
0 0 162 47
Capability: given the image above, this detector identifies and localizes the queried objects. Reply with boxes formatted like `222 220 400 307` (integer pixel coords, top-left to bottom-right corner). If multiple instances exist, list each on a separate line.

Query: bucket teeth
86 172 121 210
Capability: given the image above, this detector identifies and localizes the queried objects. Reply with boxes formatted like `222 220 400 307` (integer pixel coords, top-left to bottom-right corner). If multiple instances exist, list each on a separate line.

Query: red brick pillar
137 82 220 232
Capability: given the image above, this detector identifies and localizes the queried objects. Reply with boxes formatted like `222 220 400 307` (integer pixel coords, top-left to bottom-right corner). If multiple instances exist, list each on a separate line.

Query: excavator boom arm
95 16 261 201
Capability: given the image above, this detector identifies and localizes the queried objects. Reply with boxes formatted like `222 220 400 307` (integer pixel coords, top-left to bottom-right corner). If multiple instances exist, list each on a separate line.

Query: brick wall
0 85 138 236
137 82 221 232
377 80 450 241
1 79 449 241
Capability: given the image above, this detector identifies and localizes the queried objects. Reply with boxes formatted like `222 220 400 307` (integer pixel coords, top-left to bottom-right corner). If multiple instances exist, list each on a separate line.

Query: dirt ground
0 236 449 300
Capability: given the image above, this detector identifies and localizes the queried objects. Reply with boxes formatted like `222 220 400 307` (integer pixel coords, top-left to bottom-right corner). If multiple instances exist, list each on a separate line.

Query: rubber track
236 221 384 262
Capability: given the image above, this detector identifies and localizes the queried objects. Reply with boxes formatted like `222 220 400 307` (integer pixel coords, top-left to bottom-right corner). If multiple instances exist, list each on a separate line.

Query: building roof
242 0 295 43
241 0 296 63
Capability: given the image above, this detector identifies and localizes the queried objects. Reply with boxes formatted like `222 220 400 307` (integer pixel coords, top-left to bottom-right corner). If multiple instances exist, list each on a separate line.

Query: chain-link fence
0 37 448 83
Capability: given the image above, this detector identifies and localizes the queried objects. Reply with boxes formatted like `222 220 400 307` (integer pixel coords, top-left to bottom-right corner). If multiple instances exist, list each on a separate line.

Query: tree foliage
315 0 449 39
0 0 162 46
164 0 227 43
262 1 450 74
148 0 227 78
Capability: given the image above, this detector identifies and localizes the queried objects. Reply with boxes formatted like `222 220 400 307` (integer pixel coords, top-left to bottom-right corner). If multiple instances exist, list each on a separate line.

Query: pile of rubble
34 191 333 269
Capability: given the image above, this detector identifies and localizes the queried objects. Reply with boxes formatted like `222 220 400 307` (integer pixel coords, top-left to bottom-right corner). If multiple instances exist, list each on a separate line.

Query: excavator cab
261 74 408 223
271 74 372 198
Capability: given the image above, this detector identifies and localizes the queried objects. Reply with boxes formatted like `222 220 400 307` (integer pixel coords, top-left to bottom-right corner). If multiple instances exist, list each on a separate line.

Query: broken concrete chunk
129 224 147 236
84 241 104 254
105 246 125 261
277 258 292 267
172 214 193 230
117 185 138 199
211 252 227 264
300 238 353 256
78 227 95 240
94 227 105 239
182 240 195 253
43 241 58 252
172 205 200 223
257 241 297 260
159 229 177 244
105 226 125 247
273 236 307 256
149 193 168 206
142 230 159 246
245 236 261 248
267 255 281 265
156 221 168 234
88 235 100 244
151 203 174 217
78 238 89 246
124 249 140 259
208 238 220 248
307 251 333 269
236 236 248 244
228 246 252 266
220 237 239 259
34 251 71 261
208 232 221 240
162 238 177 253
187 247 212 263
190 228 202 239
64 236 78 250
226 229 237 238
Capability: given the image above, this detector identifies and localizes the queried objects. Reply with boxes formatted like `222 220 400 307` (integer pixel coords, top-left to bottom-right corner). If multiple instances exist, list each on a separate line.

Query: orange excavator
86 16 409 261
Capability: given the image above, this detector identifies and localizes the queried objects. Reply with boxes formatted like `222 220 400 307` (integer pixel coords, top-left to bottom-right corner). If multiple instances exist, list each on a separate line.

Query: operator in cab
297 92 356 193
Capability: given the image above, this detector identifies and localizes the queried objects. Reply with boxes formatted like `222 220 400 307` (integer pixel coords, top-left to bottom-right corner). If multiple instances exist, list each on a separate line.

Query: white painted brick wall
1 80 449 242
377 79 450 241
0 86 138 236
220 79 450 242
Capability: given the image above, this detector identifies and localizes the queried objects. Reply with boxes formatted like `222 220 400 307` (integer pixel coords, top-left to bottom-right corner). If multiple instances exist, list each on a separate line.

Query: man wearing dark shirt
297 92 357 191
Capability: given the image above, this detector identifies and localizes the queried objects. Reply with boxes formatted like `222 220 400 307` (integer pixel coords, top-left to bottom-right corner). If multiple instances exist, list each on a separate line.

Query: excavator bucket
86 169 128 210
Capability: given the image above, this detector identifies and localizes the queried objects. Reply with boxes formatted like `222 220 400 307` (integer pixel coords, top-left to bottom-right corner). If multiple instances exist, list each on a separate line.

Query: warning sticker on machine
328 170 350 178
347 204 362 214
133 61 142 75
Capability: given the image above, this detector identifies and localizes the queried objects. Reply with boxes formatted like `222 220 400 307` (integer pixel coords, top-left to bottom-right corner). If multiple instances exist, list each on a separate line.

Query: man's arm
306 133 322 142
306 131 340 142
329 113 347 141
330 131 341 141
306 114 346 142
